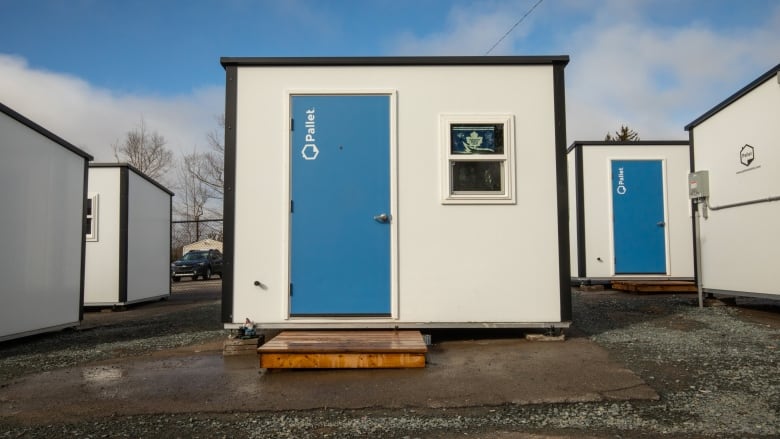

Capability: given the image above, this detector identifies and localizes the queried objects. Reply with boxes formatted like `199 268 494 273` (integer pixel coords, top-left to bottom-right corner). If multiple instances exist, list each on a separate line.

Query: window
86 193 98 241
441 114 515 204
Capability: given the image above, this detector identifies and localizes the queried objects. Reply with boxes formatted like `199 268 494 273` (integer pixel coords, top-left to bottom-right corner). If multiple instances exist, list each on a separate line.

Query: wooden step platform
223 336 262 356
611 280 697 294
257 330 427 369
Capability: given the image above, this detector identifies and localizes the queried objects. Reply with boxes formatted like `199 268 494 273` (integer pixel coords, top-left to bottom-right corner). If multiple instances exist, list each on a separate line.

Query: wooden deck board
612 280 697 293
258 330 427 369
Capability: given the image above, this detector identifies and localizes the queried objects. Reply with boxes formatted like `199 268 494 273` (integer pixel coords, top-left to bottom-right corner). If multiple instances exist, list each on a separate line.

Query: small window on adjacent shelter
441 114 515 204
86 194 98 241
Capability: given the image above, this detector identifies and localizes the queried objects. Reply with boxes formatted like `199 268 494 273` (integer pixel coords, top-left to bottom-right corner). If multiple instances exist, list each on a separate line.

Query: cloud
565 3 780 142
386 0 780 143
0 54 224 182
389 0 539 55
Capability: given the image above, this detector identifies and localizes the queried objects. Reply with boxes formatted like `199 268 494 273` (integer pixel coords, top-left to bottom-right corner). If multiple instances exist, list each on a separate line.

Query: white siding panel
126 170 171 302
0 112 83 339
694 80 779 208
232 64 564 325
692 77 780 296
84 167 121 305
699 202 779 295
576 144 693 280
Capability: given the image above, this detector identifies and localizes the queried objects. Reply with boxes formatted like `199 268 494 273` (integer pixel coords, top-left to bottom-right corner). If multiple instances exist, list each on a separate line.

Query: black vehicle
171 249 223 282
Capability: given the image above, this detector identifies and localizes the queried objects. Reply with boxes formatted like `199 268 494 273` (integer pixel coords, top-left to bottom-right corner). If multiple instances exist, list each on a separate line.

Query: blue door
612 160 666 274
290 95 391 315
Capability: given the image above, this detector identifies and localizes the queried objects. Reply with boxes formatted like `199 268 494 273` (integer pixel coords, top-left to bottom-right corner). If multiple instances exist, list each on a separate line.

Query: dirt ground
1 280 778 438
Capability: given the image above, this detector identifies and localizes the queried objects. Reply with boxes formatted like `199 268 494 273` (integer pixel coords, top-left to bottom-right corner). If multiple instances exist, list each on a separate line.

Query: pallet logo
740 144 754 166
615 166 627 195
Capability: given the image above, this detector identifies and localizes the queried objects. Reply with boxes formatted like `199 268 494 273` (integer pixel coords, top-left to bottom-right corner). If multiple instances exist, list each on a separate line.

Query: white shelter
84 163 173 306
183 238 223 254
220 56 572 329
0 102 92 341
568 141 694 283
685 62 780 300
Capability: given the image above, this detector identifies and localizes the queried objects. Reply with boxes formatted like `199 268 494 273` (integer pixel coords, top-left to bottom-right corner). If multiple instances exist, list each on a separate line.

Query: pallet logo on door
616 167 627 195
301 107 319 160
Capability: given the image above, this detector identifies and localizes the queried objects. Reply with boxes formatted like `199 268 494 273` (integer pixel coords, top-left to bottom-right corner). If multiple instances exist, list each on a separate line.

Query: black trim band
221 65 238 324
573 145 586 278
221 55 569 69
118 167 129 304
78 158 88 321
553 61 572 322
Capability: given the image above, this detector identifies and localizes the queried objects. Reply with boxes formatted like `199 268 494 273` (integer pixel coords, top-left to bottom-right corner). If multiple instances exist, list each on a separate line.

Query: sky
1 0 779 183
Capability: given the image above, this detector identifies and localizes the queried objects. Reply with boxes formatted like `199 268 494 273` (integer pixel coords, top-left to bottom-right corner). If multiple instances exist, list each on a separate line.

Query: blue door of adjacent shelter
612 160 667 274
290 95 391 316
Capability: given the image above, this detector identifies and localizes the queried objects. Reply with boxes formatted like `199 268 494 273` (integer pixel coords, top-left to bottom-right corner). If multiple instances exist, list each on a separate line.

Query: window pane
451 124 504 155
452 161 503 192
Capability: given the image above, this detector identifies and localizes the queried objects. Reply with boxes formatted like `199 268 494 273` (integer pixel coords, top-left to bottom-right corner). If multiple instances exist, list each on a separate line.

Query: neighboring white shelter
0 102 92 342
183 238 223 254
685 62 780 300
220 56 572 329
84 163 173 306
568 141 694 283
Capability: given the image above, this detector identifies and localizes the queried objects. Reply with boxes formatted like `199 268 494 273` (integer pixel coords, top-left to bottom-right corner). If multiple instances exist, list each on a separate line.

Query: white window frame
86 193 98 241
440 113 516 204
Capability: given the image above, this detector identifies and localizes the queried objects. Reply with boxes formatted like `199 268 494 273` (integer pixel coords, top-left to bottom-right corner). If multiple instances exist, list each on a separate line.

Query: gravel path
1 288 778 438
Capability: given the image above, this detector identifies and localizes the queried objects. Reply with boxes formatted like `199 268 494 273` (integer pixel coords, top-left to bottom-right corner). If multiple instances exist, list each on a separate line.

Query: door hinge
290 118 294 131
290 200 294 213
289 283 293 296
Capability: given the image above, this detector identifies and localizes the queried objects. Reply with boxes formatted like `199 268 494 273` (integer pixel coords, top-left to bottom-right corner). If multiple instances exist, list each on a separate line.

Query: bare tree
185 114 224 199
174 150 217 243
605 125 640 142
170 114 225 253
113 117 173 180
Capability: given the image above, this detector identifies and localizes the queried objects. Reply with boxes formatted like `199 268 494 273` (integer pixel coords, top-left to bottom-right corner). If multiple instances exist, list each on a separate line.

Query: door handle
373 213 390 223
657 221 665 227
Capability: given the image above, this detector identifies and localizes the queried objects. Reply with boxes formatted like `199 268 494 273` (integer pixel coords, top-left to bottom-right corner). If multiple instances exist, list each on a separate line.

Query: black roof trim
685 62 780 131
0 101 93 161
90 162 174 196
221 55 569 69
567 140 689 154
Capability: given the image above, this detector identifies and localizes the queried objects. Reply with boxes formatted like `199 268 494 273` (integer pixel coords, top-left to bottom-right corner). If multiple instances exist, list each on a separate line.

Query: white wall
0 111 84 340
231 64 565 325
571 144 693 280
84 167 121 305
85 166 171 305
126 170 170 302
692 77 780 296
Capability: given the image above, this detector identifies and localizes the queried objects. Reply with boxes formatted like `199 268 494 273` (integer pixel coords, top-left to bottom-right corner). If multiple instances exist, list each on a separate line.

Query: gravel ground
1 287 778 438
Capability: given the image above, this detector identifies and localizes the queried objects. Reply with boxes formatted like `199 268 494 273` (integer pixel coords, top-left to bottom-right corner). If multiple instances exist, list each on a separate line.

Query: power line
485 0 545 55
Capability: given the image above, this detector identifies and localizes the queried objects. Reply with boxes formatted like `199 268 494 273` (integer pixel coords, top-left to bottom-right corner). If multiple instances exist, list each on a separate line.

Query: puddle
82 366 126 384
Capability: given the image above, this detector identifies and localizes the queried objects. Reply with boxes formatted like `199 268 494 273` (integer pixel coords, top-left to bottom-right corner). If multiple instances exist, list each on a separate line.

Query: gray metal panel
0 108 87 340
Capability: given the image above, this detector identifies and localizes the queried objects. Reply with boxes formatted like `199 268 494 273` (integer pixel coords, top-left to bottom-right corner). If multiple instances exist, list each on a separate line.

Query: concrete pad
0 335 657 423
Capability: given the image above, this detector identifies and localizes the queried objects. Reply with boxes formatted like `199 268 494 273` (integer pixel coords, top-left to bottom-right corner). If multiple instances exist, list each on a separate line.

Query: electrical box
688 171 709 199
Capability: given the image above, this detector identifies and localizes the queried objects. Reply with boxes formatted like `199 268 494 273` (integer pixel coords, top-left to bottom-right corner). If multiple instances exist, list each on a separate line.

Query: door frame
282 89 399 320
607 158 670 276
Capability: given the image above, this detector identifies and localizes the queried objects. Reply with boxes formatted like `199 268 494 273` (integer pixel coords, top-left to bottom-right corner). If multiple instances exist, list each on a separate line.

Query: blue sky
1 0 779 174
